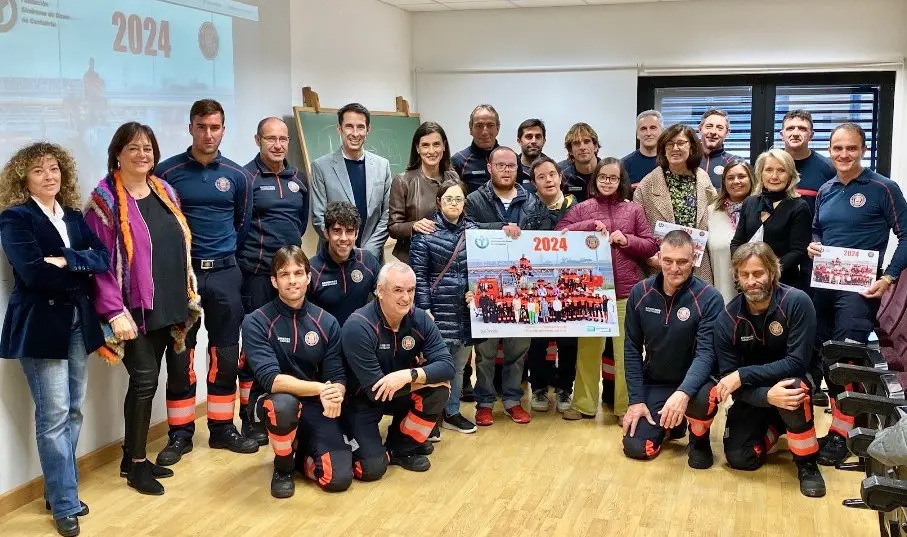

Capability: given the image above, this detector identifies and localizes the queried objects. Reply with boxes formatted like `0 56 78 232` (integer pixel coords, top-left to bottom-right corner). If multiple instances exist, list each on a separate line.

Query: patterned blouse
664 170 698 227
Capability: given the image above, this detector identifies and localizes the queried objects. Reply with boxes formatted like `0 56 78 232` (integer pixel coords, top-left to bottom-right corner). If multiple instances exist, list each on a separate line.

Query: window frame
637 71 896 177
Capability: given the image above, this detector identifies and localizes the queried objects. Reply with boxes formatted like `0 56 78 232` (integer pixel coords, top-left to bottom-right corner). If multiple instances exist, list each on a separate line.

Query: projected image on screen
0 0 258 180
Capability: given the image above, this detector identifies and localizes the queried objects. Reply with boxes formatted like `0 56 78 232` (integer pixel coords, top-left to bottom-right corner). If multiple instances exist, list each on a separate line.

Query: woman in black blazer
730 149 811 288
0 142 109 537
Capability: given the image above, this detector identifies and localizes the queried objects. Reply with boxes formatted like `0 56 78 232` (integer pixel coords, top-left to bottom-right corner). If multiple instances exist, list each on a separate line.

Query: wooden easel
301 86 412 116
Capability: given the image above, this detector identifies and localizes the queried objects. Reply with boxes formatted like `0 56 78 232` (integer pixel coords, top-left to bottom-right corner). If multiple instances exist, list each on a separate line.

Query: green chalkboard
293 107 421 177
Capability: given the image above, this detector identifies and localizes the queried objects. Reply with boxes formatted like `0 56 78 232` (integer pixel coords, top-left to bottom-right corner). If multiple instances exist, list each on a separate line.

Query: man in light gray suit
311 103 392 260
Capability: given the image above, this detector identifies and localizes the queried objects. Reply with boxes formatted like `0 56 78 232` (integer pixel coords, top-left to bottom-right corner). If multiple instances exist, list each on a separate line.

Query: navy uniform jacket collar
319 243 356 269
653 272 695 297
470 140 498 156
705 146 727 159
272 296 310 318
371 301 414 333
833 168 871 186
184 147 223 166
251 154 295 177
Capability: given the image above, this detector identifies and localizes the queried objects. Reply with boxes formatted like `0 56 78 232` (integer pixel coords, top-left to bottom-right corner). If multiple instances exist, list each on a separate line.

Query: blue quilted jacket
410 212 476 345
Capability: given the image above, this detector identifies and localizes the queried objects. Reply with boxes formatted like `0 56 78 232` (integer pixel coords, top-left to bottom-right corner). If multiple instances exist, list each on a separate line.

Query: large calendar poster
466 230 619 338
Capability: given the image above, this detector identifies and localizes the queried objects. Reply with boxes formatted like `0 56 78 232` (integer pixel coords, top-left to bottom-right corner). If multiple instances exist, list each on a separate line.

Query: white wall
289 0 413 110
0 0 413 498
412 0 907 184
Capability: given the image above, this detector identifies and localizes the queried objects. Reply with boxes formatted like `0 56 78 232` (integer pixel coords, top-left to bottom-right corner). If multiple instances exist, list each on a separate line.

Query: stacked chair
821 275 907 537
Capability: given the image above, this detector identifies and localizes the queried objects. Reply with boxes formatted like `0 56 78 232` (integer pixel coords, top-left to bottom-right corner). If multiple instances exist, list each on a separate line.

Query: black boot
389 451 431 472
240 412 268 446
271 469 295 499
120 446 174 478
209 426 260 454
687 437 714 470
817 432 849 466
155 436 193 466
796 460 826 497
55 516 79 537
127 460 165 495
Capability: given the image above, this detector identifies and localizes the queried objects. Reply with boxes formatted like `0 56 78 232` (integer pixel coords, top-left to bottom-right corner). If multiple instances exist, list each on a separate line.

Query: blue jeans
445 343 472 416
19 318 87 520
474 337 530 409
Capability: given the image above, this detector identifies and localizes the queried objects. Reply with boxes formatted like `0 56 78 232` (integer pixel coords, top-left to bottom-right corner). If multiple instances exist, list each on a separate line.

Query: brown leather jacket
388 168 460 263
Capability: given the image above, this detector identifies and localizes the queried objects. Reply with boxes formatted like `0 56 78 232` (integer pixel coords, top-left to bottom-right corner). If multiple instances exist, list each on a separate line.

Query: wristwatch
881 274 897 285
410 368 418 383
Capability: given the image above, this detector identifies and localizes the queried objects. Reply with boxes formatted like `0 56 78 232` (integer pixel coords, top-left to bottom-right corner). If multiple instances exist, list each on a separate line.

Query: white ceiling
378 0 692 11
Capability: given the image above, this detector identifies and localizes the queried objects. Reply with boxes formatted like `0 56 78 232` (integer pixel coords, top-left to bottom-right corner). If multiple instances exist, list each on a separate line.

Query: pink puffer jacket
555 196 658 299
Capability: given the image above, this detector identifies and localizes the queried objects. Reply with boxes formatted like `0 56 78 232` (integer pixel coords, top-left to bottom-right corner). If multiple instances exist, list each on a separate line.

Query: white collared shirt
341 148 365 162
32 196 70 248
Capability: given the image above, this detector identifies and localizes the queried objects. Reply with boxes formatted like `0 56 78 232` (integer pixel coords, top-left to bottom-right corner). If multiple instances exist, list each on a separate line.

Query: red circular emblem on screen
199 21 219 60
585 236 600 249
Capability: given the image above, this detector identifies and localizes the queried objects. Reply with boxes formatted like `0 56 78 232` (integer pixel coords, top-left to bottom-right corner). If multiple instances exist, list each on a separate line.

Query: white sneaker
530 390 550 412
556 391 572 413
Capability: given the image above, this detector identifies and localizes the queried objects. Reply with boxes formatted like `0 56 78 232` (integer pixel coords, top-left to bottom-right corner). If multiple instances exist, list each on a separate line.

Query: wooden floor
0 396 878 537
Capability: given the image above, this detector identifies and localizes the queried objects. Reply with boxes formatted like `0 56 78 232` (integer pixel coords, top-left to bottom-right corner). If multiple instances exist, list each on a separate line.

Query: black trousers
122 326 180 459
239 270 276 420
341 386 449 481
167 264 244 439
623 381 719 460
527 337 578 394
724 378 819 469
254 393 352 492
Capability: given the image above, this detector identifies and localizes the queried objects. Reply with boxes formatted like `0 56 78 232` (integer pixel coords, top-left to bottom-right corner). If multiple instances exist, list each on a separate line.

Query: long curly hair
0 142 82 212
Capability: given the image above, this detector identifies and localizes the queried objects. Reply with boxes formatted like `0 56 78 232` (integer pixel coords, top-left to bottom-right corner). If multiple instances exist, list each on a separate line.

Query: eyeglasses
261 136 290 146
596 175 620 184
492 163 517 171
441 196 465 205
666 140 690 149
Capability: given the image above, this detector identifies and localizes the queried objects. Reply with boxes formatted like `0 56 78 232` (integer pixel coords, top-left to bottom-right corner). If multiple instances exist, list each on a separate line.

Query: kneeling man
242 246 351 498
341 261 454 479
623 231 724 469
714 242 825 497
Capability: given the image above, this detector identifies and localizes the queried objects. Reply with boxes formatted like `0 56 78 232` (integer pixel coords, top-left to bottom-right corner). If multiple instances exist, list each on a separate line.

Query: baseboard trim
0 402 207 518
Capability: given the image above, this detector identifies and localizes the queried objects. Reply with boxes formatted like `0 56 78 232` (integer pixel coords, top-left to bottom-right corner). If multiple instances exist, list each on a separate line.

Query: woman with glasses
555 158 658 423
633 124 718 283
389 121 459 263
730 149 811 288
410 178 479 436
707 161 754 302
0 142 109 537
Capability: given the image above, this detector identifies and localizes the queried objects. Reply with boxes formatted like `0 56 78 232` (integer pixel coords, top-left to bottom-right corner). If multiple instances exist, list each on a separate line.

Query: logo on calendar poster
304 331 319 346
288 181 300 193
850 193 866 208
474 235 489 249
350 269 363 283
401 336 415 350
713 165 725 176
214 177 231 192
769 321 784 336
677 307 691 322
585 235 600 249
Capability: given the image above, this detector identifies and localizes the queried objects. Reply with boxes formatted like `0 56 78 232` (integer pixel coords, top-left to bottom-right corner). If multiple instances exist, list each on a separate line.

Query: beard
523 146 541 158
743 283 772 303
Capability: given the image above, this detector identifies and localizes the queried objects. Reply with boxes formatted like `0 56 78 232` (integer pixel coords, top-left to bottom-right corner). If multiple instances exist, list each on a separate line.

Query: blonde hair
0 142 81 212
732 242 781 289
752 149 800 198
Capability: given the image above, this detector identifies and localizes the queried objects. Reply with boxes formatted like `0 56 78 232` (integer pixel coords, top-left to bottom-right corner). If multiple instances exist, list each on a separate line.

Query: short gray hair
636 110 663 127
377 261 415 287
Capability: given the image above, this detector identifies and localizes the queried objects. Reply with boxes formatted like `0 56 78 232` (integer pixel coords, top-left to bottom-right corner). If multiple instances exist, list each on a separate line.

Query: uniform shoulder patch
401 335 415 350
768 321 784 336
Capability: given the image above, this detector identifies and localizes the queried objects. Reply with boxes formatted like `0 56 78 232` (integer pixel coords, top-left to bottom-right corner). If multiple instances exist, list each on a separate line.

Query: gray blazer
310 148 392 260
